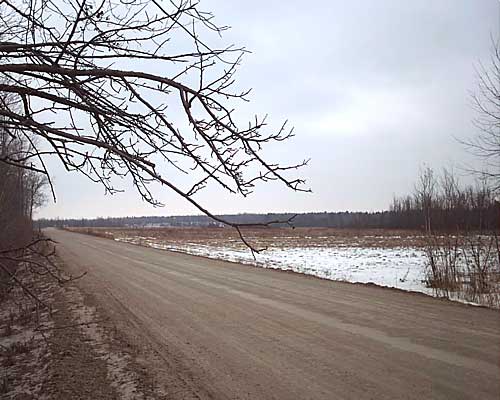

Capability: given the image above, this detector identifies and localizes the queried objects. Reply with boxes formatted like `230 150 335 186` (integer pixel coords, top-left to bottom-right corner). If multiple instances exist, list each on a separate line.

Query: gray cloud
38 0 499 218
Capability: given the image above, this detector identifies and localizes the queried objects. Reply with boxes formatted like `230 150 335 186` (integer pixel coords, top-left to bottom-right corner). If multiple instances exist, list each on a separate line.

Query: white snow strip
114 236 499 308
116 237 429 292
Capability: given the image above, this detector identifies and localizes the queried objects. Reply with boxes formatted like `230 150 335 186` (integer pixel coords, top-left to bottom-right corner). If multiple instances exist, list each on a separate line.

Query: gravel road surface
46 228 500 399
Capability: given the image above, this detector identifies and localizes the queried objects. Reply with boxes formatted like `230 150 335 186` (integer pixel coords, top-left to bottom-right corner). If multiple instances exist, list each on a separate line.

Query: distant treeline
37 168 499 231
38 211 405 229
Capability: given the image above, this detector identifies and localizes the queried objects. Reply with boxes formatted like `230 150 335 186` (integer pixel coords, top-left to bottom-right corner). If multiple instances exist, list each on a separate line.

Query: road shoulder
0 254 161 399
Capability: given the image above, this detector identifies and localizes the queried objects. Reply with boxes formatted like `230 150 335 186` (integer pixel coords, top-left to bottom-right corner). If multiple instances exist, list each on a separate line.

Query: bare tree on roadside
414 166 436 233
0 0 309 251
467 42 500 191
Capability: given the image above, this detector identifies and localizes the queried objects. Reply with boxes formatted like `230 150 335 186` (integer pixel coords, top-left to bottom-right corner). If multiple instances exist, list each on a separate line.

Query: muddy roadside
0 255 163 399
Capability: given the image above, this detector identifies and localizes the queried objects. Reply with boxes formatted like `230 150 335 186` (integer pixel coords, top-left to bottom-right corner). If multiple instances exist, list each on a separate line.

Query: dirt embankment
0 255 162 399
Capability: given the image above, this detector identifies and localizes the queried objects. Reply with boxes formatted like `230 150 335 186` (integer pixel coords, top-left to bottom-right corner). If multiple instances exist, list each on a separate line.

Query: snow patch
116 237 430 294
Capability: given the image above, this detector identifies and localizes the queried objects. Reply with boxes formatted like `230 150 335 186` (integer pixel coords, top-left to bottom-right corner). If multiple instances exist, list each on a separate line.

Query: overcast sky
38 0 499 219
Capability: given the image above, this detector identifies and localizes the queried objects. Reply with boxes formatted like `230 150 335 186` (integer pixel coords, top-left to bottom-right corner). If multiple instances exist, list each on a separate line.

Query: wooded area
0 93 47 286
390 167 498 232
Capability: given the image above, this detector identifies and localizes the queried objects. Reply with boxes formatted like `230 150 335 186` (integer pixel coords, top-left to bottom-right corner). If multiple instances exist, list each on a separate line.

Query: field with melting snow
125 240 428 294
66 226 500 306
79 227 431 295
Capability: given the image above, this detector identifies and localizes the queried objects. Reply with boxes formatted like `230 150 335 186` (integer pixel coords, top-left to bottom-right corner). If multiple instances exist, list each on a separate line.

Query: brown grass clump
424 233 500 305
66 227 115 240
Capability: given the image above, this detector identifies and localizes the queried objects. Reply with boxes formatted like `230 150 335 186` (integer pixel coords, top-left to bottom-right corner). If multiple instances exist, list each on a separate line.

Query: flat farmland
93 226 427 247
69 227 432 294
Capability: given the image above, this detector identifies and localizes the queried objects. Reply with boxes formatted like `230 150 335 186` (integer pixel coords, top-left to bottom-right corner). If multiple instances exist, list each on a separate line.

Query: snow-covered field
114 236 432 295
69 226 496 307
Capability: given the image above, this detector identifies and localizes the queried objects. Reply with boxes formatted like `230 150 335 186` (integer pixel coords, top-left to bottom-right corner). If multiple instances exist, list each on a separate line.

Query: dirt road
46 228 500 399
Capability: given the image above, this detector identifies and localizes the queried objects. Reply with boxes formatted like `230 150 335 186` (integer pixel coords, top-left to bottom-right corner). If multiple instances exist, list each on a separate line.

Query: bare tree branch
0 0 309 252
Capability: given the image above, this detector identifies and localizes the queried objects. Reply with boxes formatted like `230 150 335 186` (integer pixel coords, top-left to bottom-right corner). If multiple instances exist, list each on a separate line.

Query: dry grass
424 233 500 306
73 228 115 240
67 226 427 249
0 258 56 399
